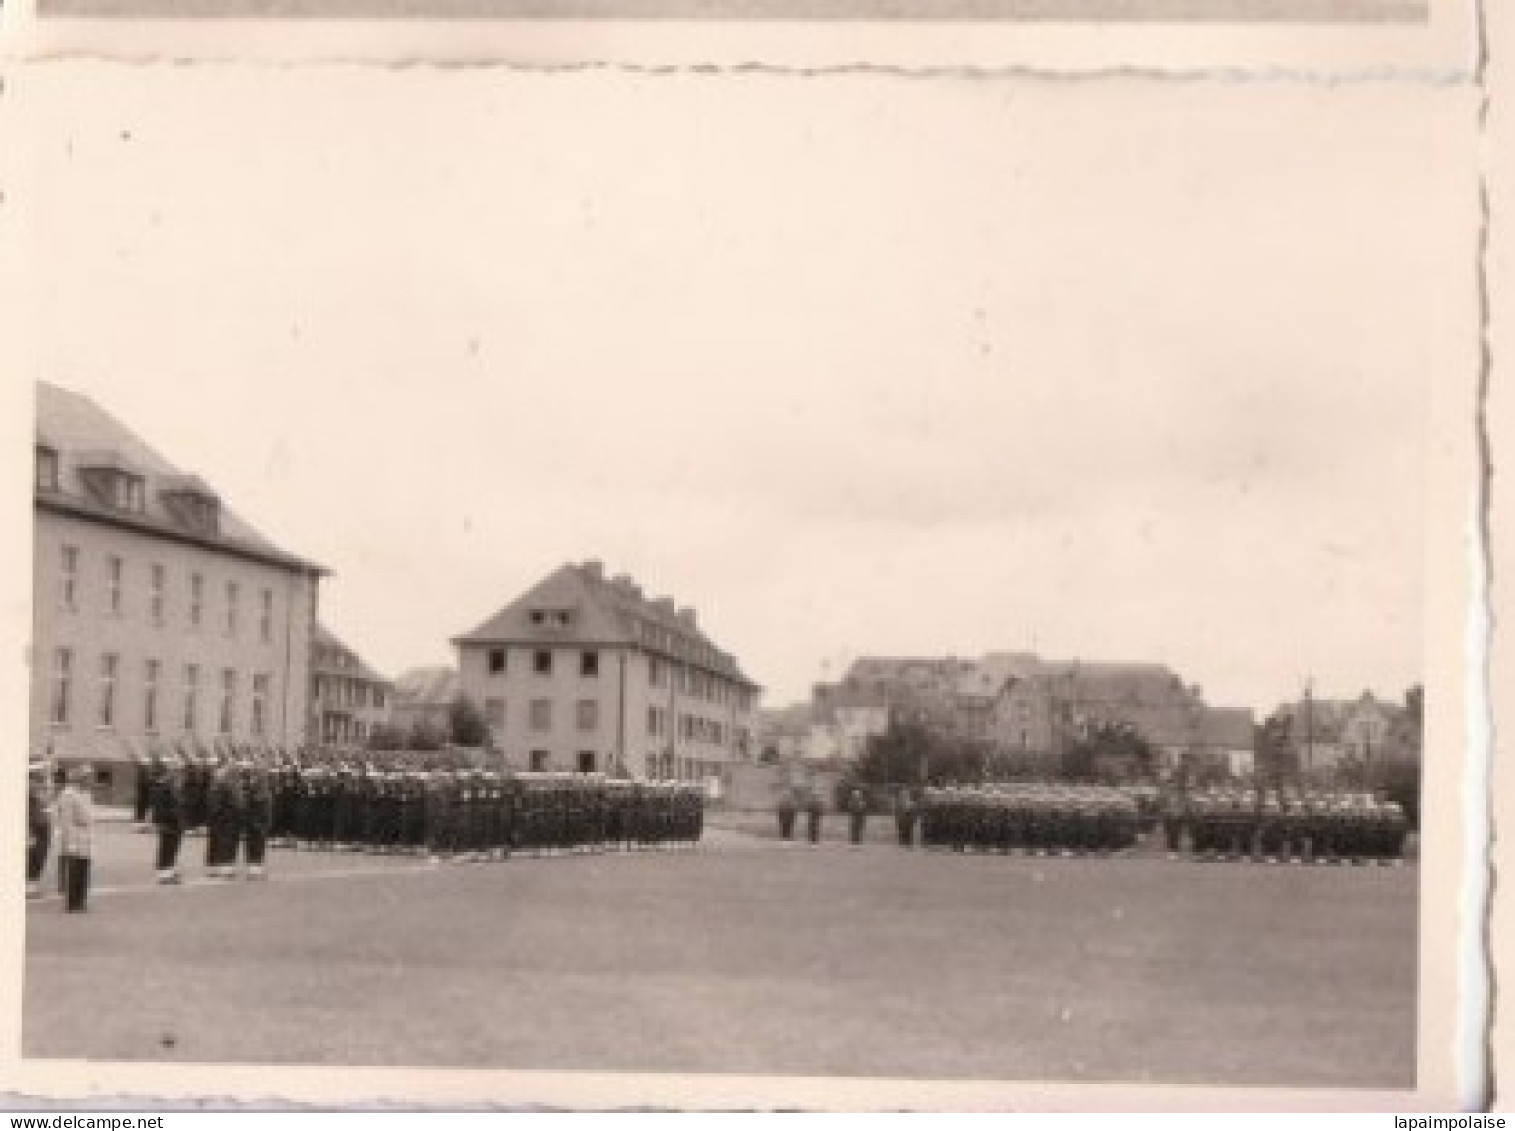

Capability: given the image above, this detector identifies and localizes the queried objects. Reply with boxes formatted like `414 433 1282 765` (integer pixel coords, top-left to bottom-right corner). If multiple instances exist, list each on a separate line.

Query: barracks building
454 561 762 782
31 383 324 803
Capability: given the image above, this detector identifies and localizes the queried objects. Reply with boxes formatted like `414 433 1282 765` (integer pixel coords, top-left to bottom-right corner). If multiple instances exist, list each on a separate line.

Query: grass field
24 819 1416 1089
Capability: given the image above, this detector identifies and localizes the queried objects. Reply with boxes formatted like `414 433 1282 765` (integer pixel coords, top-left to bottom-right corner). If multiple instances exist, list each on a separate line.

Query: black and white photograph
0 20 1488 1111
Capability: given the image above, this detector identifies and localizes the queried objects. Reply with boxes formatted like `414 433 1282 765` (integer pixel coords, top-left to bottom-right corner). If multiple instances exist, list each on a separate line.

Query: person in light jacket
56 765 94 913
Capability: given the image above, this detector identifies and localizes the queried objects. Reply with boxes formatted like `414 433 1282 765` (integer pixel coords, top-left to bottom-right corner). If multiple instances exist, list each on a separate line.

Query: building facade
308 625 392 747
454 560 761 781
31 383 322 802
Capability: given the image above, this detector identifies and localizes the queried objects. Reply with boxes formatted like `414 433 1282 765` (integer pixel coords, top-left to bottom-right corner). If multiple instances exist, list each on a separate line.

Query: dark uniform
844 787 868 846
151 760 186 882
777 790 798 841
241 763 274 877
26 767 51 896
805 792 823 845
205 763 245 878
894 789 919 847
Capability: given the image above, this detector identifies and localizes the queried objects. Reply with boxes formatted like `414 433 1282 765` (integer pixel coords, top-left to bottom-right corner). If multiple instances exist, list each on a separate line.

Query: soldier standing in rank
843 785 868 847
776 788 798 841
805 789 824 846
26 760 53 899
205 761 244 879
152 756 186 884
241 760 273 879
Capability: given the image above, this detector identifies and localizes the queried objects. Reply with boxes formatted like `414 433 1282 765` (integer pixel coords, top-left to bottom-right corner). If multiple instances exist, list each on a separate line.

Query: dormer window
35 445 59 491
160 477 221 537
78 460 146 514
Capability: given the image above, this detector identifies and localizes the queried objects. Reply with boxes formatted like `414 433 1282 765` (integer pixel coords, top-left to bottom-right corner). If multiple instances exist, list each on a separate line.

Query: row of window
510 749 721 779
48 647 274 738
312 675 388 711
486 648 600 678
645 706 730 747
647 657 753 710
483 697 600 734
480 648 754 712
56 545 278 642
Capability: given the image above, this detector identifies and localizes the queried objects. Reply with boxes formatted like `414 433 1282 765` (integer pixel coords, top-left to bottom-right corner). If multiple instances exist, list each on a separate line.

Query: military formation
1161 787 1409 864
918 783 1143 855
904 781 1408 863
126 748 706 884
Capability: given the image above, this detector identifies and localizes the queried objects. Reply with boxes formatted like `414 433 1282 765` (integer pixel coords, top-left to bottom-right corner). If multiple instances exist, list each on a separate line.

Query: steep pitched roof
35 383 323 576
311 624 389 684
452 561 760 689
1199 707 1256 750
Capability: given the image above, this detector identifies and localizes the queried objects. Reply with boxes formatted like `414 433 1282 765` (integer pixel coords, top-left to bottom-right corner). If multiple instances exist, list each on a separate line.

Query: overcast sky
11 69 1475 714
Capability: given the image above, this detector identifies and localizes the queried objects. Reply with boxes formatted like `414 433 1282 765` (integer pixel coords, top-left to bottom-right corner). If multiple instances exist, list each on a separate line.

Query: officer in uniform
241 759 273 879
804 789 823 846
151 755 186 884
844 785 869 847
894 787 919 848
776 788 798 841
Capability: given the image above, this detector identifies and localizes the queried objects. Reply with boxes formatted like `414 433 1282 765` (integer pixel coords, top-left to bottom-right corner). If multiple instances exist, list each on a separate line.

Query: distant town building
1273 690 1417 776
810 652 1255 779
308 624 392 747
390 665 460 739
31 383 323 803
453 560 761 780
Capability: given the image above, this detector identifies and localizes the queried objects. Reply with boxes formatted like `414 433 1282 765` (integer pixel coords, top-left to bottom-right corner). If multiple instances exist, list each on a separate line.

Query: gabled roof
311 624 389 684
35 383 323 576
1199 708 1256 750
452 561 760 689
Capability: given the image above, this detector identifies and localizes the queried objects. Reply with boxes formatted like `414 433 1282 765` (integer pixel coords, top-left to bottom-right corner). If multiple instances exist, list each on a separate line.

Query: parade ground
24 816 1417 1090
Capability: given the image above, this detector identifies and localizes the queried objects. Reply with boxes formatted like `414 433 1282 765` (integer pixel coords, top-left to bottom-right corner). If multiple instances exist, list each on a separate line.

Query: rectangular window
51 647 73 725
529 698 552 732
150 563 166 625
260 589 274 643
533 650 552 675
581 650 599 677
577 751 596 774
252 674 269 737
488 648 507 675
576 699 598 733
60 545 79 612
107 555 123 616
649 657 663 688
36 447 59 491
219 668 235 735
183 664 200 732
190 573 204 627
113 474 145 513
485 697 506 729
144 659 161 733
530 750 550 772
98 653 119 728
226 581 239 636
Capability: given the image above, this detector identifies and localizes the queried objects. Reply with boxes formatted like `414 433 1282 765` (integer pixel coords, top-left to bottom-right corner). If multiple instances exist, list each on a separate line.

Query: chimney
654 597 676 617
677 606 698 629
581 559 605 582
